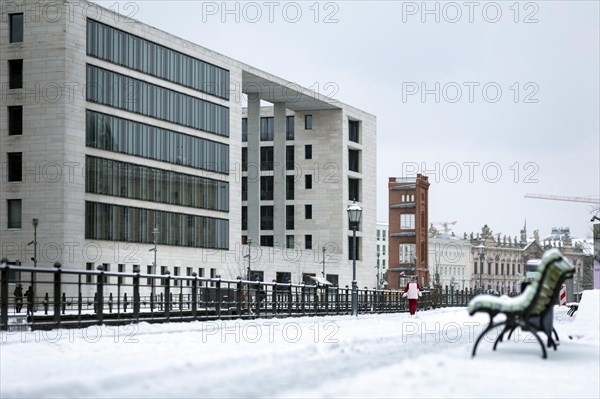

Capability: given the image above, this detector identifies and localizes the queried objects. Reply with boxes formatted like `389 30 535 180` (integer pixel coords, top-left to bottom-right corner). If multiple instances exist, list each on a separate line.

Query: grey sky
96 0 600 240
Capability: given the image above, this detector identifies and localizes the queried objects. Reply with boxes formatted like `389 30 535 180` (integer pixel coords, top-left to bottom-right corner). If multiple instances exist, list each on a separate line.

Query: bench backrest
523 248 574 317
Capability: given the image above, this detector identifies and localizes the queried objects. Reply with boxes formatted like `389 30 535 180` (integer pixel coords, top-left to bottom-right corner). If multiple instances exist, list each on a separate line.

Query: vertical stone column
273 102 287 248
247 94 261 244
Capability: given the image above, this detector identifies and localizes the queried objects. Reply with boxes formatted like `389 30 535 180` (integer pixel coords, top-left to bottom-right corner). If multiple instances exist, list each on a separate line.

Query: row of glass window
241 117 295 141
86 65 229 137
86 156 229 212
85 201 228 249
87 19 230 99
86 111 229 174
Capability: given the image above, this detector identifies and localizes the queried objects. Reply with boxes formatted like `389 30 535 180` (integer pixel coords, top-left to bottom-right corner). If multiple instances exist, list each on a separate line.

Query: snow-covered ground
1 290 599 398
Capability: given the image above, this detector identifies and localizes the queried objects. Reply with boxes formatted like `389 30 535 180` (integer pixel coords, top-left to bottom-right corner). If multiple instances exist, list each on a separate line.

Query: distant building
376 221 389 288
428 234 471 290
387 175 430 289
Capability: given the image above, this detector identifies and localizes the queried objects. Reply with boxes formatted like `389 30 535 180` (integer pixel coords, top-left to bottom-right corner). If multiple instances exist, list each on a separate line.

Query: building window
326 274 339 287
349 149 360 172
87 66 229 137
186 267 192 286
260 206 273 230
305 145 312 160
85 156 229 212
305 205 312 219
86 111 229 174
305 175 312 189
305 115 313 130
383 231 386 241
7 199 21 229
260 176 274 200
7 152 22 182
286 175 294 200
241 206 247 230
9 14 24 43
383 246 386 255
9 60 23 89
242 148 248 172
260 117 274 141
400 214 415 230
303 273 316 285
286 235 294 249
286 116 295 140
474 261 478 275
277 272 292 284
348 236 361 260
286 146 294 170
86 263 94 283
87 20 230 99
286 205 294 230
349 178 360 201
260 147 274 171
102 263 110 283
8 106 23 136
242 118 247 142
305 235 313 250
349 120 359 143
173 267 180 287
242 177 247 201
399 244 416 263
260 236 273 247
377 230 380 239
118 264 125 285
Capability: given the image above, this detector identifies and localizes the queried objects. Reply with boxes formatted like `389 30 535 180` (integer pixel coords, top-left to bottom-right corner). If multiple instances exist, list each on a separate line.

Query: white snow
1 290 599 398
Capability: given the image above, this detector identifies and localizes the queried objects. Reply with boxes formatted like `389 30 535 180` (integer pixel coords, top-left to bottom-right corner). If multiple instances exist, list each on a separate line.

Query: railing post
215 278 221 317
0 259 9 331
287 284 292 316
53 262 62 327
133 265 140 322
235 278 242 317
192 273 199 320
301 284 306 314
164 271 171 320
96 264 104 325
324 286 329 314
271 283 277 314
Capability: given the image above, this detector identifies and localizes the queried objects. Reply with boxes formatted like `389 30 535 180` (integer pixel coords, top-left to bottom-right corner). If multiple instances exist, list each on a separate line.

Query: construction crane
524 194 600 205
431 221 457 233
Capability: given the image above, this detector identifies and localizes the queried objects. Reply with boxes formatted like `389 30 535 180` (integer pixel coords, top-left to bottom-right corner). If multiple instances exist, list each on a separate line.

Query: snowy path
1 291 599 398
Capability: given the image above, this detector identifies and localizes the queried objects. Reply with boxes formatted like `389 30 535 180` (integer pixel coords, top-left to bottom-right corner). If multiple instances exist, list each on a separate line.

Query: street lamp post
347 200 362 317
245 238 252 281
27 218 39 309
375 252 381 290
321 246 326 278
149 226 159 311
475 242 486 293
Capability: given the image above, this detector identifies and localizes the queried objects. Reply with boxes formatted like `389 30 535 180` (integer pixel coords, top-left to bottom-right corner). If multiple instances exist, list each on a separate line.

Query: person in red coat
403 276 422 316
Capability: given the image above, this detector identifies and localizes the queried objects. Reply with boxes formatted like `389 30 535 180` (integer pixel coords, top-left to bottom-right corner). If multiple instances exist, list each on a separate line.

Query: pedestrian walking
25 286 34 317
402 276 422 317
13 284 24 313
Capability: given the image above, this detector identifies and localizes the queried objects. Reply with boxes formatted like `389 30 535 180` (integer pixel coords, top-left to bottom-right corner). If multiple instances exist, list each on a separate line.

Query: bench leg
493 322 510 351
524 320 548 359
472 319 504 357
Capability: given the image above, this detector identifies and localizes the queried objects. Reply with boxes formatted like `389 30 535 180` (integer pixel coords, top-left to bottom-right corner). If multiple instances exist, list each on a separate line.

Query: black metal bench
468 248 574 359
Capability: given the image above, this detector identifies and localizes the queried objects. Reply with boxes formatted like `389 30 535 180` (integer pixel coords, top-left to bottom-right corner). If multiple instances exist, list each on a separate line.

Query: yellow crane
524 193 600 205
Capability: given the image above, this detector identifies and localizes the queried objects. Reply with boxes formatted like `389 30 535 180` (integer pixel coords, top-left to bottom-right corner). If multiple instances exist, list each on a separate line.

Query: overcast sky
96 1 599 240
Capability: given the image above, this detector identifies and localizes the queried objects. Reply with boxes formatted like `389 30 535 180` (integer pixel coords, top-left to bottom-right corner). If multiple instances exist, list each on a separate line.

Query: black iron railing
0 260 479 331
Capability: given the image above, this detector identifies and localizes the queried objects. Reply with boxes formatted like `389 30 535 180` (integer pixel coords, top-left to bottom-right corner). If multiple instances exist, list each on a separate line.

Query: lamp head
32 218 39 228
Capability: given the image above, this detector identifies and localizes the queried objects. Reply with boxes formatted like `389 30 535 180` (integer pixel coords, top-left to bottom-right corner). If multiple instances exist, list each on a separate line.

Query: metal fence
1 260 480 331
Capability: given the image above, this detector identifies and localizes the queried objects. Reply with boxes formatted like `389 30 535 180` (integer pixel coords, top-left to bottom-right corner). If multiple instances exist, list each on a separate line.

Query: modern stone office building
0 0 376 293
